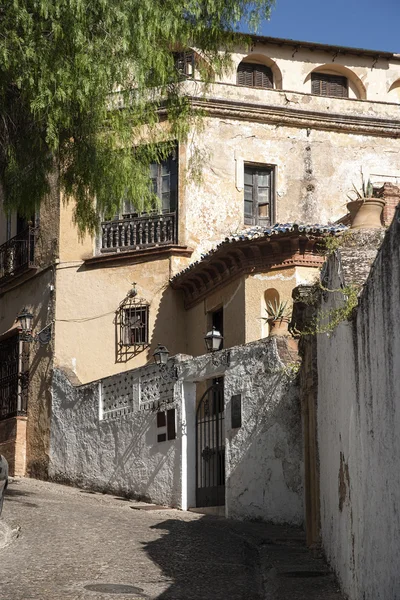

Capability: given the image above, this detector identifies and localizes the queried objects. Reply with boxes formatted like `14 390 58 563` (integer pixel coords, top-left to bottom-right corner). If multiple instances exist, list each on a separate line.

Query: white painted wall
316 214 400 600
50 338 304 525
50 368 183 507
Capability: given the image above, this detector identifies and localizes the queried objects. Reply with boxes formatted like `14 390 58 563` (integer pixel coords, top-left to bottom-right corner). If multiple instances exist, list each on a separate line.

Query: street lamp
17 308 34 335
204 327 230 367
16 308 52 345
153 344 178 382
153 343 170 366
204 327 223 353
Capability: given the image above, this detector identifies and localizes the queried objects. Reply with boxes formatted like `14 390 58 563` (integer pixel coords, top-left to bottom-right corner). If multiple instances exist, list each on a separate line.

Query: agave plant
265 299 290 321
347 171 374 202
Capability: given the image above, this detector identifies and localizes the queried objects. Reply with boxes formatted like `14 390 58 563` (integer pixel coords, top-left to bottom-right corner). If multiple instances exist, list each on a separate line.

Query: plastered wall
315 215 400 600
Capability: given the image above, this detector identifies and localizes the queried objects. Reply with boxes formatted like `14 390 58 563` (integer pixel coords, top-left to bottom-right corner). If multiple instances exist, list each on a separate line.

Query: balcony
0 227 37 285
101 212 177 253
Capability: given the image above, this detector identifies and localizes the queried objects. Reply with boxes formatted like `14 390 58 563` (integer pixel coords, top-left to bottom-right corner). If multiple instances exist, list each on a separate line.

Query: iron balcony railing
101 212 177 253
0 227 37 284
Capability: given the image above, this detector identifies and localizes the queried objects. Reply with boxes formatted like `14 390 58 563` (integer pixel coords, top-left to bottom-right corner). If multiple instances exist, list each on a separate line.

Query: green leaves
0 0 274 232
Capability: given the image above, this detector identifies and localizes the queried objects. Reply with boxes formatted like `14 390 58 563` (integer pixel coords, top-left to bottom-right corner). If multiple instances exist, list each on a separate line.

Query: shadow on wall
142 516 262 600
224 343 303 524
148 285 186 360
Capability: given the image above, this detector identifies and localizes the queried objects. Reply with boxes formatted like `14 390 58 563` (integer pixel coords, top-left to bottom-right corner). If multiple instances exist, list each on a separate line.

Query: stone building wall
314 212 400 600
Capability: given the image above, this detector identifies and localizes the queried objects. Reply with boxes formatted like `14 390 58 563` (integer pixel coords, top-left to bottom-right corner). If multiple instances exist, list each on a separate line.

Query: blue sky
253 0 399 53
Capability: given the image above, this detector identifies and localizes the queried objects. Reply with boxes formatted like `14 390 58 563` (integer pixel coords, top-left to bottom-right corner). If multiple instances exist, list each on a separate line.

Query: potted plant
265 299 291 337
346 173 385 229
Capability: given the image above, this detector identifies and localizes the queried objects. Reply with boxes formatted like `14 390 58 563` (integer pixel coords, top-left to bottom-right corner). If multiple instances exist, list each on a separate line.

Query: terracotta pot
268 317 290 337
346 198 385 229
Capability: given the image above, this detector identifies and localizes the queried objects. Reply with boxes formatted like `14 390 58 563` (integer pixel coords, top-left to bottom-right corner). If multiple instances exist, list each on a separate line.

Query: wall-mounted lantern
204 327 223 353
204 327 230 367
17 308 34 335
16 308 52 345
153 343 170 366
153 343 177 382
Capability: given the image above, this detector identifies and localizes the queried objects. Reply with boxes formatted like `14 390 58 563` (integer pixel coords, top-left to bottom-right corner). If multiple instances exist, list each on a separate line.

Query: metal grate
0 227 37 284
0 334 29 420
116 288 150 362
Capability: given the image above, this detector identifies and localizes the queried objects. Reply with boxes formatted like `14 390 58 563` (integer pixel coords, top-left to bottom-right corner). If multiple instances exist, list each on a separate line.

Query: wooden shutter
311 72 348 98
254 65 273 89
237 63 273 88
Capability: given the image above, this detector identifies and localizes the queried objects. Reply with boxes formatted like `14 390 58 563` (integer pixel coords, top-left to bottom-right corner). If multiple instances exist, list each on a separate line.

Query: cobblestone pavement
1 478 345 600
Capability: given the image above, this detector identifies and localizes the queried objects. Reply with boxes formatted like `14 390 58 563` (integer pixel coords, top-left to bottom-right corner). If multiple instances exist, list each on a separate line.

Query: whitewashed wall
50 365 183 507
50 338 304 524
316 212 400 600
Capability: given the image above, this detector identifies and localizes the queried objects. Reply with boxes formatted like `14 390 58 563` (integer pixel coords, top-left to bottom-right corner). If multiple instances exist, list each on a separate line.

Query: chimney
378 183 400 226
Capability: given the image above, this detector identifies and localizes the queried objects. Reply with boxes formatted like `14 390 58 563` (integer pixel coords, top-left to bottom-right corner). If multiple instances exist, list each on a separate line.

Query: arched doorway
195 378 225 507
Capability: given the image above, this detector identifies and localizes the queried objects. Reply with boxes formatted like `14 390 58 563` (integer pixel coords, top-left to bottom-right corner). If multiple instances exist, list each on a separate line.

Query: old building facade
0 33 399 521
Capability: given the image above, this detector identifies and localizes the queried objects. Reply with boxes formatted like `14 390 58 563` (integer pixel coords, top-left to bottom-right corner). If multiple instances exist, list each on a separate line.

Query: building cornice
84 244 193 268
189 97 400 138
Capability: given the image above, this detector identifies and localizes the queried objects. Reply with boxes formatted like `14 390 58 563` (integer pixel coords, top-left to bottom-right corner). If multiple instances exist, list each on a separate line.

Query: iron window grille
244 165 275 226
311 72 348 98
157 408 176 442
237 62 273 89
0 334 29 420
116 291 150 362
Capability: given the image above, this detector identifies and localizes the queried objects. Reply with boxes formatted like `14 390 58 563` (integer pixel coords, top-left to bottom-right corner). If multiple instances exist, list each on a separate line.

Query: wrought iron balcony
0 227 37 284
101 212 177 253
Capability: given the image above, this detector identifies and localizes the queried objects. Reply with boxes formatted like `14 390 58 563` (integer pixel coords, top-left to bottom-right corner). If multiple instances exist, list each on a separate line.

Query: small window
173 51 195 79
237 62 273 89
244 165 275 226
116 289 150 362
157 408 176 442
311 72 348 98
122 306 148 346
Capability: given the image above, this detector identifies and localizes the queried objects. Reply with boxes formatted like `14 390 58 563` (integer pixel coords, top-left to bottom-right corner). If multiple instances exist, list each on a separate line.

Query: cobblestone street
1 479 344 600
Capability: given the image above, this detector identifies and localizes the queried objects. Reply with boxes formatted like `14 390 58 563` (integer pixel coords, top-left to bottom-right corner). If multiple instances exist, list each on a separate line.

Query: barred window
116 288 150 362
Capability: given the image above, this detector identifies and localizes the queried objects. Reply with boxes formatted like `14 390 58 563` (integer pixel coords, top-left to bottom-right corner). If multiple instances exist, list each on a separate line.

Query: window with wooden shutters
237 62 273 89
311 72 348 98
173 51 195 79
244 166 275 226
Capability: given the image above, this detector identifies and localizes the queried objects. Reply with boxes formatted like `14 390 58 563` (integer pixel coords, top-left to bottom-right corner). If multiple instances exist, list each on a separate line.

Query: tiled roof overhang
170 223 347 309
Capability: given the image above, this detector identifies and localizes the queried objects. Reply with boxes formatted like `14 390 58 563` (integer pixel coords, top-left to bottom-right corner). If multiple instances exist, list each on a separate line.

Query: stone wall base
0 417 27 476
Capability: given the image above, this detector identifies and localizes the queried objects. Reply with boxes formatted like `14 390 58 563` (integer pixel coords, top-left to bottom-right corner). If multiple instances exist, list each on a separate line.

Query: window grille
0 334 29 420
116 287 149 362
237 62 273 89
157 408 176 442
311 72 348 98
244 165 275 226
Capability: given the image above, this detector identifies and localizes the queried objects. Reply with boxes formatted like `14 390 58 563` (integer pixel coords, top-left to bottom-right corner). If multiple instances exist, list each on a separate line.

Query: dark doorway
195 378 225 507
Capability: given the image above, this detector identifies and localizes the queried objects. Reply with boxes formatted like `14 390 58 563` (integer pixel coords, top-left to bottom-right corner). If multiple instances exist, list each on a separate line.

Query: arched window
311 72 348 98
237 62 273 89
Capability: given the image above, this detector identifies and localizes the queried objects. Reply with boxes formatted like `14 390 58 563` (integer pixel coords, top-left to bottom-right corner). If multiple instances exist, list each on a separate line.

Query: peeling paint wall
315 214 400 600
50 338 303 524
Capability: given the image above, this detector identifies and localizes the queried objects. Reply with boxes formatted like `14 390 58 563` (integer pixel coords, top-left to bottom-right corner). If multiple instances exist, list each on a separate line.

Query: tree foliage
0 0 274 232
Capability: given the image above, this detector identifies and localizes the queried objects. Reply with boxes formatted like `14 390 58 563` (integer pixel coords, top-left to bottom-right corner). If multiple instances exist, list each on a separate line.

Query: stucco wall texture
316 213 400 600
50 338 304 524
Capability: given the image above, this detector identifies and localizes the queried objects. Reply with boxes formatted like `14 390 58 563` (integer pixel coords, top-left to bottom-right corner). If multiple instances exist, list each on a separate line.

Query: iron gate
196 379 225 507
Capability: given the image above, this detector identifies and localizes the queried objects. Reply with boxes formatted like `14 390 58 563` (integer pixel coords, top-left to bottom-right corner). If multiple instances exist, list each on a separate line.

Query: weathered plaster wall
50 338 303 524
50 367 183 507
222 42 400 102
54 258 186 383
315 214 400 600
